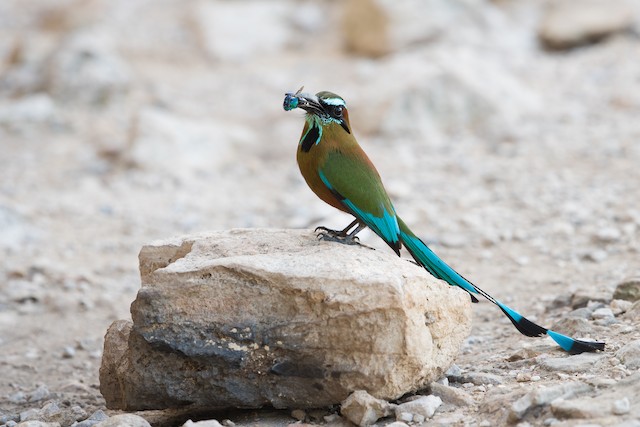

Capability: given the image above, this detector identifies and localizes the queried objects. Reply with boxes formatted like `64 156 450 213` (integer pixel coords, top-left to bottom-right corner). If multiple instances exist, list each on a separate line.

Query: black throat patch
300 124 320 153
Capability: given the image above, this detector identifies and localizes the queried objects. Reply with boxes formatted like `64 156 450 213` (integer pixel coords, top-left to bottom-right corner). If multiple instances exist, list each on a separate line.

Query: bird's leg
317 220 366 246
315 219 359 238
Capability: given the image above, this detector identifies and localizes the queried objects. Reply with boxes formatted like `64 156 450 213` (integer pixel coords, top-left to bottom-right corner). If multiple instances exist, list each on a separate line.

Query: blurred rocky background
2 0 640 426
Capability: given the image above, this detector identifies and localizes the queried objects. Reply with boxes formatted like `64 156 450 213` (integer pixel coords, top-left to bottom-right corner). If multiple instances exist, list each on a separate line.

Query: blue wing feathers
319 169 400 252
342 199 399 245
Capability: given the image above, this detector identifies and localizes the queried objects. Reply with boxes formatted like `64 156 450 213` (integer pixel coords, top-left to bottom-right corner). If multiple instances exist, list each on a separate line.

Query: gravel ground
2 0 640 426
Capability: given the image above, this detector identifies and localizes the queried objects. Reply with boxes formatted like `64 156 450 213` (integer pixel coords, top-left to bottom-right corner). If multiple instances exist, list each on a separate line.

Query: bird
283 87 605 354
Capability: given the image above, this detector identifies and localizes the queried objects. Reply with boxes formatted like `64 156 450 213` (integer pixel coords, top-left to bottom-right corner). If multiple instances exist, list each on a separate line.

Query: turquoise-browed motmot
284 88 604 354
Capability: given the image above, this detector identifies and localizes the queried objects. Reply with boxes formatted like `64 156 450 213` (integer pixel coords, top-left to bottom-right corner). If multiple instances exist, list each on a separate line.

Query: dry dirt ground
2 0 640 426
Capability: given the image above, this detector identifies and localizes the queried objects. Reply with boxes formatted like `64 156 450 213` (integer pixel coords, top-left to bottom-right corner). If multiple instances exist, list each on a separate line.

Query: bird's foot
315 226 347 238
315 226 361 246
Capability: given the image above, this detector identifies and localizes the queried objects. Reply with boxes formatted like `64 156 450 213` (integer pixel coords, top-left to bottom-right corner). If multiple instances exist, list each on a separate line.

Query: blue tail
397 218 604 354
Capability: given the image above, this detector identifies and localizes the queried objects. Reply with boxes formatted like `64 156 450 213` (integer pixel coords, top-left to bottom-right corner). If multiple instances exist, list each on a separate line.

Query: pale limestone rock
538 353 605 373
340 390 394 426
539 0 634 50
394 395 442 421
94 414 151 427
508 382 591 421
616 340 640 369
613 397 631 415
181 420 223 427
550 396 606 419
614 277 640 302
100 229 471 411
16 422 61 427
611 299 633 315
429 382 474 406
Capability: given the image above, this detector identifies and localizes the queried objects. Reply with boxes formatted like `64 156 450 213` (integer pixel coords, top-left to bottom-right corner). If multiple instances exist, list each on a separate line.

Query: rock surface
394 395 442 422
538 0 634 50
94 414 151 427
614 278 640 302
99 229 471 411
340 390 394 427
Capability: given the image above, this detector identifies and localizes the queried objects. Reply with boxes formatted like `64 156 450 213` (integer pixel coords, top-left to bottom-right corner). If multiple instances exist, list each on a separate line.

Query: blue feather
397 217 604 353
318 170 400 247
400 231 478 296
496 302 523 323
342 199 399 245
546 330 576 352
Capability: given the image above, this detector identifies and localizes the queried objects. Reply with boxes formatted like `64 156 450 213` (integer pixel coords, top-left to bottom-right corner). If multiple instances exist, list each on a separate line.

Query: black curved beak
296 93 325 116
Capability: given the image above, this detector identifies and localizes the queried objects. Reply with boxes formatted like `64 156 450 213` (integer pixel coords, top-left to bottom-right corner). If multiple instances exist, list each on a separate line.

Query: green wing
318 150 400 254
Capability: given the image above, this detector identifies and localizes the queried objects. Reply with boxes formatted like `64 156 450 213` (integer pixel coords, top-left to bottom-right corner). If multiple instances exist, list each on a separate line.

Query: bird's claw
316 231 360 245
314 226 346 239
314 226 333 234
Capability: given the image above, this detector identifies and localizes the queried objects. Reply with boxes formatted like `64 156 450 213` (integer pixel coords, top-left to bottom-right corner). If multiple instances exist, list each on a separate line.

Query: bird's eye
333 106 343 117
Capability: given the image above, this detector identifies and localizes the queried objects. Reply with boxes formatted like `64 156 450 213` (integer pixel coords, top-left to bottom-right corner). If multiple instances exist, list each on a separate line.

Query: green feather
319 150 400 254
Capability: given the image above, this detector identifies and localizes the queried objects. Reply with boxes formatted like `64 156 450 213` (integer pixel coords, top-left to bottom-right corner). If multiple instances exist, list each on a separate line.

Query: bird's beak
295 93 325 116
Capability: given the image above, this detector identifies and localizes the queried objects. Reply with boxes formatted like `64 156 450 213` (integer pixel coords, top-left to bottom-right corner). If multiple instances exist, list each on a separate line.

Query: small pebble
27 385 50 402
0 413 19 425
583 249 608 262
594 317 617 326
429 381 474 406
613 278 640 302
8 391 26 404
394 395 442 420
74 409 109 427
615 340 640 369
611 299 633 315
323 414 341 423
290 409 306 421
62 346 76 358
340 390 393 426
516 372 531 382
507 348 539 361
592 227 621 243
413 414 425 423
592 307 614 320
19 408 40 422
612 397 630 415
465 336 486 346
96 414 151 426
446 364 462 378
436 376 449 386
25 349 40 360
460 372 503 385
567 307 593 319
